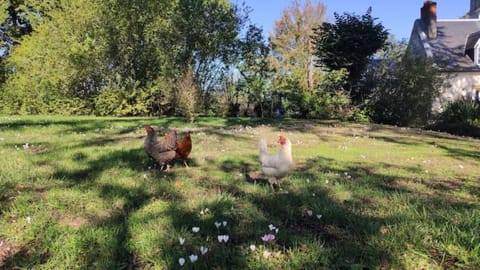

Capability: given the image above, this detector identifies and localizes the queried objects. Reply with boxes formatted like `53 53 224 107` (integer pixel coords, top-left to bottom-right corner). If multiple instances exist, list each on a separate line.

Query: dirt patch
25 145 50 154
57 210 113 229
0 240 20 267
428 248 460 269
423 177 463 192
58 215 91 229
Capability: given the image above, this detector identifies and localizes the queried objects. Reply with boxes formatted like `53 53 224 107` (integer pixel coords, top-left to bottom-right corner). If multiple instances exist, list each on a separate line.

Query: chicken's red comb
144 125 154 133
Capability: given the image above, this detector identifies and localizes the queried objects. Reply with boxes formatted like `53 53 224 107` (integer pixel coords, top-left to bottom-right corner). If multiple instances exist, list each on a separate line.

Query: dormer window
475 41 480 66
465 30 480 66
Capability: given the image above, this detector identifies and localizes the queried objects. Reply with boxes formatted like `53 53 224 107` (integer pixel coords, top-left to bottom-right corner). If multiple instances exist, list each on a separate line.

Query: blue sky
234 0 469 41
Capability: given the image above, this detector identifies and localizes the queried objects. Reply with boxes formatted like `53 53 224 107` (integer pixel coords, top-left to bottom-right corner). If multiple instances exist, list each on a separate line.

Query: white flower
189 254 198 263
268 224 276 231
222 221 227 227
200 246 208 255
179 237 185 245
249 244 256 251
316 214 322 220
26 216 31 224
192 227 200 233
178 257 186 266
217 235 229 243
214 221 222 228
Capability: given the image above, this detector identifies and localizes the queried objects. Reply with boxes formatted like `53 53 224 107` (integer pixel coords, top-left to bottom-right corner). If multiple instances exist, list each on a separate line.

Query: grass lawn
0 115 479 269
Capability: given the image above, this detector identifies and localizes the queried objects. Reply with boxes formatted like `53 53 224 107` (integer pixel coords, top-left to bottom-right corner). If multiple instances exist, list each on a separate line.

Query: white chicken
258 135 293 188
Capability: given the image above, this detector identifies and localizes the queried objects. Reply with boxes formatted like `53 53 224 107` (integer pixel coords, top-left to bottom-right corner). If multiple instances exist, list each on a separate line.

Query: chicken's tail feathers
259 139 268 154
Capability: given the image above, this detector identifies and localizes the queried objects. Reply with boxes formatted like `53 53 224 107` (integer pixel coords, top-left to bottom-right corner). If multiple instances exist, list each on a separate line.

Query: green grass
0 115 479 269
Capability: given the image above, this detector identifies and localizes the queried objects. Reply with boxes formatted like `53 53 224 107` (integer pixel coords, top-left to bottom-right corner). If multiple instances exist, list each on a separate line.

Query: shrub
367 55 443 127
428 99 480 138
288 69 352 119
175 68 198 122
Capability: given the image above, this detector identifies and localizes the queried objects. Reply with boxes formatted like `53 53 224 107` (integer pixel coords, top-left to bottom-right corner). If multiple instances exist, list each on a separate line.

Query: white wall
435 72 480 111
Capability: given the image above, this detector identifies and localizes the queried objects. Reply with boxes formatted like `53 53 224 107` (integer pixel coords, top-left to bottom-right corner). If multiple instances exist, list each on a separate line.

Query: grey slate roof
415 19 480 72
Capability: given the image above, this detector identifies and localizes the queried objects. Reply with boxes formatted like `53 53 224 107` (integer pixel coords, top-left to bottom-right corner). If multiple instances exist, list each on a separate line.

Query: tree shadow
435 143 480 162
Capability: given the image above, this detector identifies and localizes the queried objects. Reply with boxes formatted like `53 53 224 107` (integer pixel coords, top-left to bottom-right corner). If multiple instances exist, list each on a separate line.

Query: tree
172 0 248 112
269 0 326 91
312 8 388 104
237 24 271 117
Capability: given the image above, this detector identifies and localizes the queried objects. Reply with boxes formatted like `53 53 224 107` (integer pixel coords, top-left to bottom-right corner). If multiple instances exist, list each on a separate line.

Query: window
475 42 480 66
474 85 480 103
464 31 480 65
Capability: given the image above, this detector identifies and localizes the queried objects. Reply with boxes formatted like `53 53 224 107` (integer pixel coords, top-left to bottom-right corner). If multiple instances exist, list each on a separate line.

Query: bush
288 69 352 119
367 55 443 127
438 99 480 123
94 79 173 116
174 68 198 122
428 100 480 137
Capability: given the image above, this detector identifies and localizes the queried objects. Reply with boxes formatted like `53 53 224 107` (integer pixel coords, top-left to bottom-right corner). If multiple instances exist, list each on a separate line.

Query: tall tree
269 0 326 91
172 0 248 111
237 24 271 117
101 0 176 87
312 8 388 104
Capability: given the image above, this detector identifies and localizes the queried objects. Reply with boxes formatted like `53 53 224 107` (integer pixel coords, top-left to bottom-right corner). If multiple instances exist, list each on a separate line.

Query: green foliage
0 0 252 116
1 0 104 114
438 99 480 124
101 0 176 87
288 69 352 119
269 0 325 91
429 100 480 137
312 8 388 104
94 78 174 117
173 0 247 97
236 24 271 117
368 53 443 127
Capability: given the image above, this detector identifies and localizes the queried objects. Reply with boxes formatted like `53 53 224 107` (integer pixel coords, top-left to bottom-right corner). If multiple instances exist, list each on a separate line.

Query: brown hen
175 131 192 167
144 126 177 172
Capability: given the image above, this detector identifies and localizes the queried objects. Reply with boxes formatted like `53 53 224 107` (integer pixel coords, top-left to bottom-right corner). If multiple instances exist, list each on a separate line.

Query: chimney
471 0 480 14
469 0 480 18
421 1 437 39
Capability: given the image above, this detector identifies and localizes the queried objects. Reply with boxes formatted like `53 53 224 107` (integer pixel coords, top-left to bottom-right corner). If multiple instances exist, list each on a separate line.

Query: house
407 0 480 109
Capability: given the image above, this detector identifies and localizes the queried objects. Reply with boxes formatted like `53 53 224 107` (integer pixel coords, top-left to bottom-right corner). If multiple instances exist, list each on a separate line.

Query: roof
413 19 480 72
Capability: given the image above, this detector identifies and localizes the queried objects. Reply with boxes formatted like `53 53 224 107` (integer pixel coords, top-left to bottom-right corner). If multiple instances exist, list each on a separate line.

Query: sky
233 0 469 41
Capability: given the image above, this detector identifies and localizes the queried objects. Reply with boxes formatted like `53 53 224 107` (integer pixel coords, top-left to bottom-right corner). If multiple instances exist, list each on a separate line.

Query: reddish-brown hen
175 132 192 167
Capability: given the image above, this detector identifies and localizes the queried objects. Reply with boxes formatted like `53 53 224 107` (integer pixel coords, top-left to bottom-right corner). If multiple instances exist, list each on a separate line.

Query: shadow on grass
435 143 480 162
